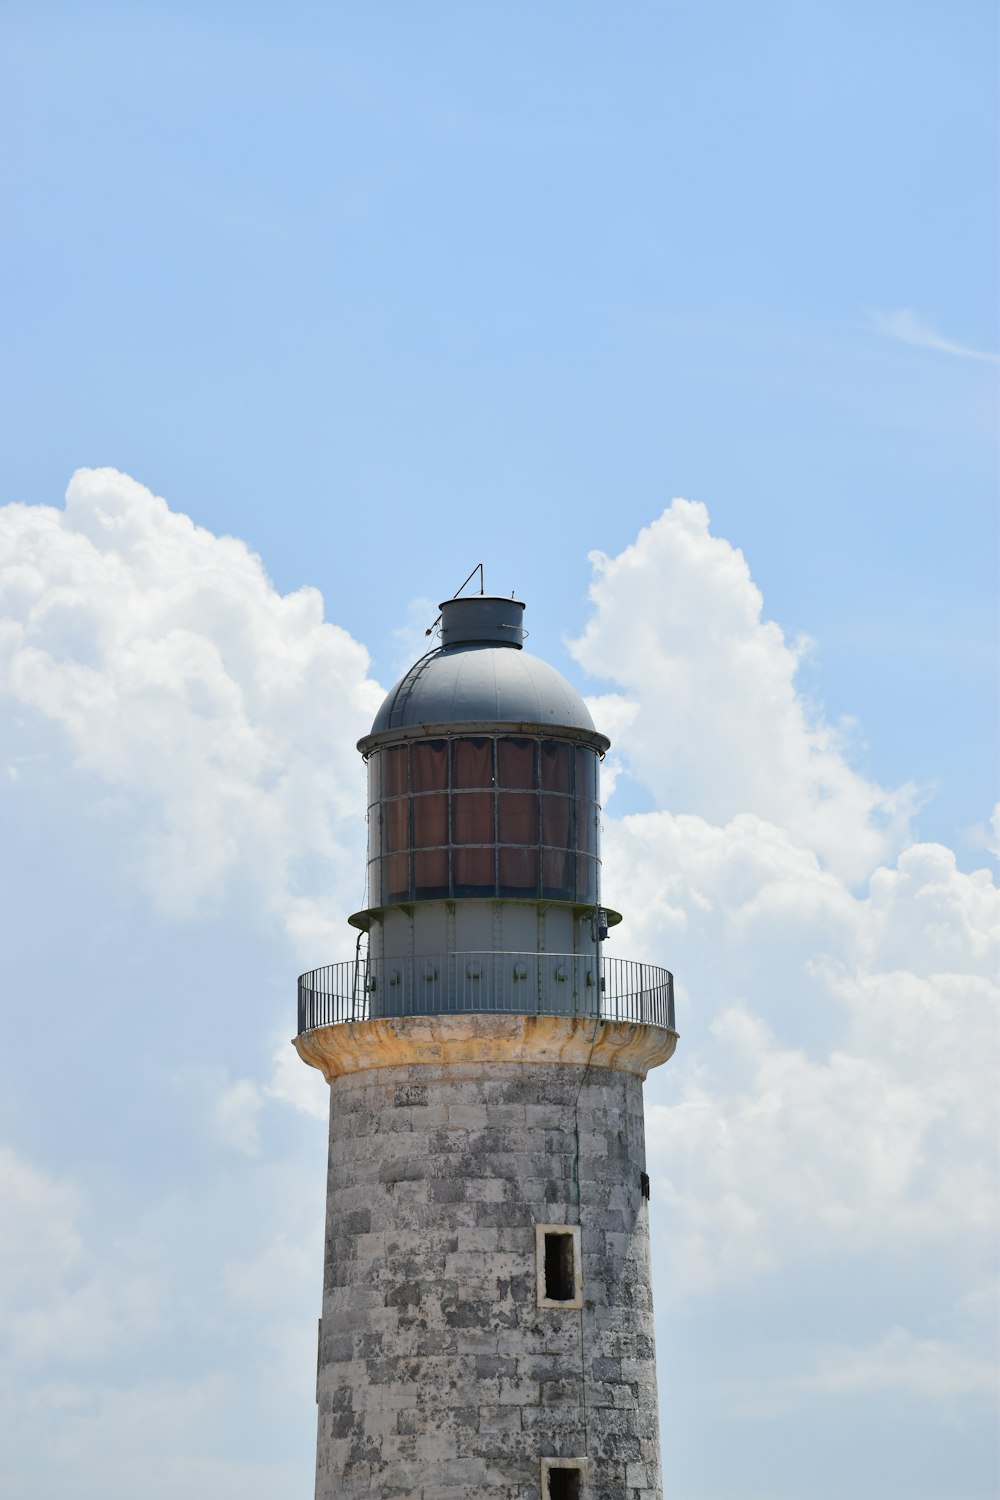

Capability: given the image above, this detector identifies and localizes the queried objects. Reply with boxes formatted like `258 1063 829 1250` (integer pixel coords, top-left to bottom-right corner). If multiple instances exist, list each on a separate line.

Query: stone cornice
293 1012 678 1082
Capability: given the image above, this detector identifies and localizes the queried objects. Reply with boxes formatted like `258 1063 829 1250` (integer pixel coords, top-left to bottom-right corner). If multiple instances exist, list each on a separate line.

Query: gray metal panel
368 643 600 739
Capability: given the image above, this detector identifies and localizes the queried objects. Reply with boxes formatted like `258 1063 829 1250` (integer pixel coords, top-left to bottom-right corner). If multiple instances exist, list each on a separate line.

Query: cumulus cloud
0 467 384 958
577 509 997 1434
265 1037 329 1119
571 501 917 883
0 1139 321 1499
0 1147 162 1367
214 1078 265 1156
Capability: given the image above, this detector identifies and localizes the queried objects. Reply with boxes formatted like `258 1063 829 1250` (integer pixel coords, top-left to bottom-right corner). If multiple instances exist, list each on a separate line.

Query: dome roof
359 596 608 751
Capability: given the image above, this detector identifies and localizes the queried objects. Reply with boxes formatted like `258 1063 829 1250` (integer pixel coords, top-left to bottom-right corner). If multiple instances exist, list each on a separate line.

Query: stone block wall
315 1058 663 1500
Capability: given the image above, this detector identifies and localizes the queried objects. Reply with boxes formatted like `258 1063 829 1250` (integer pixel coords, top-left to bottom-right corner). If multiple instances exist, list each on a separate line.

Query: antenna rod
427 563 486 634
452 562 484 598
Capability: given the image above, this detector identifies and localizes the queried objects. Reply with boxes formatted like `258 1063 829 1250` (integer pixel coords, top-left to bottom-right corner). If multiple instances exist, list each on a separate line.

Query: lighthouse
294 593 677 1499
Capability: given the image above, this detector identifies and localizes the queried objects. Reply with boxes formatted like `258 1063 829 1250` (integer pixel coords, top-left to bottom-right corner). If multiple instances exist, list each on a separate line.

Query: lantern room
348 594 622 1011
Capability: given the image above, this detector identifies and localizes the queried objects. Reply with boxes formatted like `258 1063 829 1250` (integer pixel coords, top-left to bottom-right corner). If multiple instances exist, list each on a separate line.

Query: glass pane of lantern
384 745 409 797
367 859 381 905
541 794 572 849
541 847 574 900
383 799 409 853
499 846 538 896
413 794 447 848
497 791 537 846
453 846 494 894
497 737 536 788
413 848 449 898
384 852 409 903
576 855 598 904
452 737 494 788
575 799 598 853
452 792 494 844
367 753 381 805
540 740 571 793
574 747 598 801
412 740 448 792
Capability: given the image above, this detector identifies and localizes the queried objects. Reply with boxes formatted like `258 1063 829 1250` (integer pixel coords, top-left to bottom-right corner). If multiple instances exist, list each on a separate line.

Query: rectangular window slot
541 1458 586 1499
545 1232 574 1301
535 1225 582 1309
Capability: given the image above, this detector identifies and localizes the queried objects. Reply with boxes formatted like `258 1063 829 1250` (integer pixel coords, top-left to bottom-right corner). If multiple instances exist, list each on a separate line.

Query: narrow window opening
544 1232 575 1302
547 1468 581 1500
540 1459 586 1498
536 1224 581 1307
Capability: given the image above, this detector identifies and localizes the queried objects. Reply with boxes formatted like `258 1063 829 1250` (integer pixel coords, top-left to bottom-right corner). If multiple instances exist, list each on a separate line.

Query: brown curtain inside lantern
497 737 536 788
575 799 597 853
541 794 572 849
540 740 571 793
383 799 409 853
452 792 494 844
412 740 448 791
497 791 537 845
384 852 409 903
577 856 598 903
413 848 449 895
371 735 597 907
499 846 538 894
574 746 597 801
384 745 408 797
453 847 494 891
541 847 574 899
413 794 447 848
453 737 494 788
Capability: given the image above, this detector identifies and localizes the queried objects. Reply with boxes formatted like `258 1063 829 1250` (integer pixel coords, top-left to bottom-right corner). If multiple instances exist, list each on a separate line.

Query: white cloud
571 501 917 883
0 1146 83 1309
265 1037 329 1120
868 307 999 364
0 1140 321 1497
726 1325 997 1423
223 1236 313 1312
0 467 384 960
0 1370 311 1500
214 1079 264 1156
579 515 997 1341
804 1327 998 1400
966 801 1000 859
0 1147 162 1366
646 955 997 1296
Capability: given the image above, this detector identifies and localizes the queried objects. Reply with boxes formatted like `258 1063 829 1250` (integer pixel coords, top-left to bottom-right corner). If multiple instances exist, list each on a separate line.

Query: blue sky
0 4 996 1498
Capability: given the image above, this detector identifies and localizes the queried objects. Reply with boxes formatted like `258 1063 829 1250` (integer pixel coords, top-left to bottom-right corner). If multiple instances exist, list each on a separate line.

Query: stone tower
294 594 677 1500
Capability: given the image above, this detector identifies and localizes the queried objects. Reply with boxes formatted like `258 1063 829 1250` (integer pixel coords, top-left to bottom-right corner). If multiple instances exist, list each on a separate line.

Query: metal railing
297 951 674 1036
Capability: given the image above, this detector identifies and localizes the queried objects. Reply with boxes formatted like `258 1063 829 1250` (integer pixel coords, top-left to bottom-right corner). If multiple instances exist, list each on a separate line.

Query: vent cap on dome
439 596 525 648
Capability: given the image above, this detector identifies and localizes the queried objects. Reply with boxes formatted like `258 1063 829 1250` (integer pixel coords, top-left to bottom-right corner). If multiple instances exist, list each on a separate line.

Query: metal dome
359 596 608 752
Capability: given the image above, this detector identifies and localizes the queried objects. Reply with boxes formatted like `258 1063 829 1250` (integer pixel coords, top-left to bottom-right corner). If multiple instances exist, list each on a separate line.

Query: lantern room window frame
365 735 601 908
